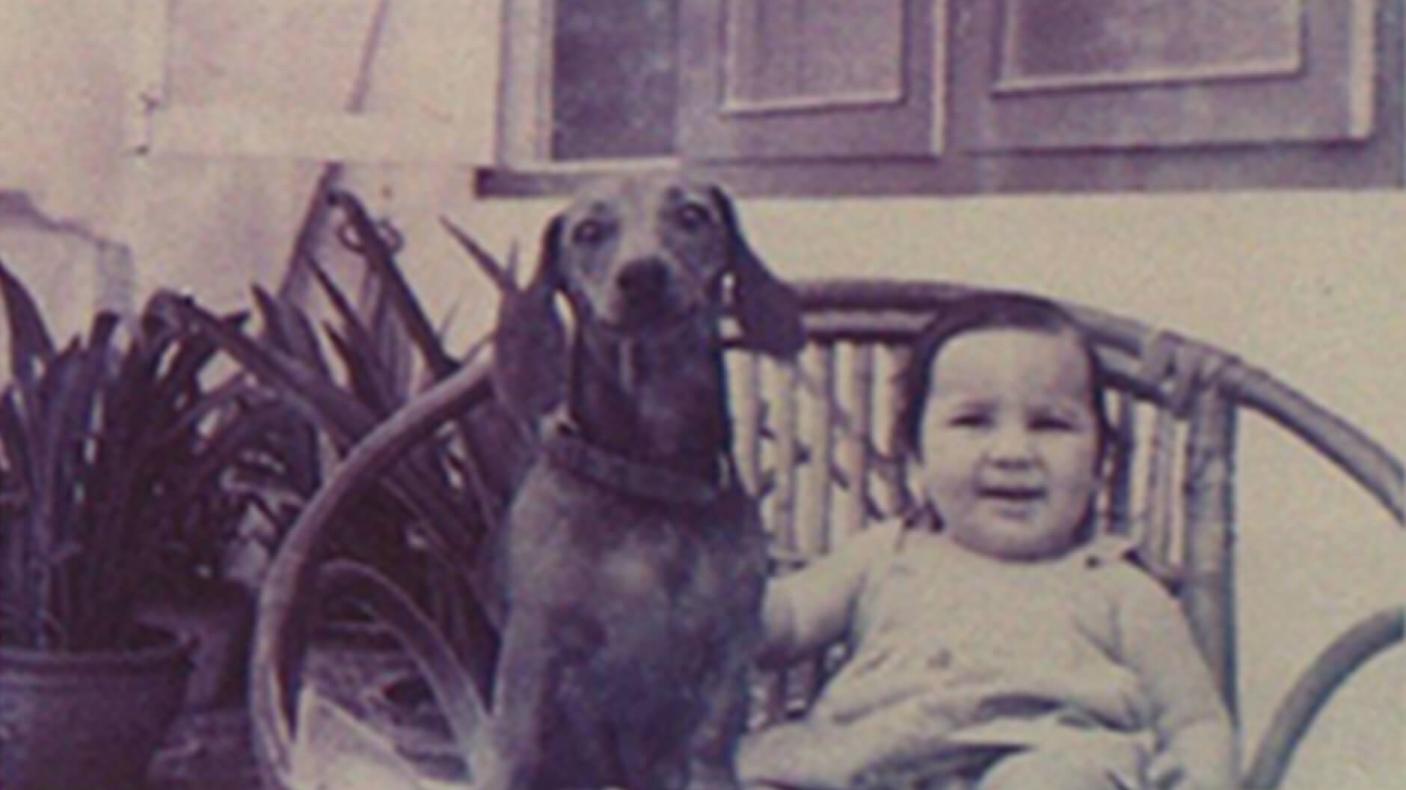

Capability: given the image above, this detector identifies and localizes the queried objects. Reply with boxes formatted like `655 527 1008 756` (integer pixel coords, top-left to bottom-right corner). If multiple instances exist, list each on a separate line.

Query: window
494 0 940 170
484 0 1400 196
549 0 679 161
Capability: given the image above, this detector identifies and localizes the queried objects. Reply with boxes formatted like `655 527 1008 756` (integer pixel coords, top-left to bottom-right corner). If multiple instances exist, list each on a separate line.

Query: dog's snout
617 258 670 299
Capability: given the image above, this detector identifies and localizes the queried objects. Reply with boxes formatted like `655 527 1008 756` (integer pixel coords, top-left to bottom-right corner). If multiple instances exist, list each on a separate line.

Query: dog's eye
676 203 713 231
572 219 609 246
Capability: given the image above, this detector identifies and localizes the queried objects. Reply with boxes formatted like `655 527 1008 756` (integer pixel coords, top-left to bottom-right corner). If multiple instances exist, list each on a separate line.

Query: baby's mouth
977 485 1045 503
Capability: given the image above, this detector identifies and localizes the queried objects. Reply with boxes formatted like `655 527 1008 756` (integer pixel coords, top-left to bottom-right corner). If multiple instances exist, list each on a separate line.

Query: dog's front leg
476 614 558 790
682 657 751 790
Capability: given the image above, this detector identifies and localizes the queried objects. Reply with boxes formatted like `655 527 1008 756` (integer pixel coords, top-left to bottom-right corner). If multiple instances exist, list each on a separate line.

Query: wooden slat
770 361 802 548
766 360 801 722
1141 405 1179 576
733 353 764 495
733 352 785 723
791 345 821 559
842 343 875 538
812 343 836 553
879 344 912 516
797 343 838 703
1105 390 1137 535
1182 388 1239 719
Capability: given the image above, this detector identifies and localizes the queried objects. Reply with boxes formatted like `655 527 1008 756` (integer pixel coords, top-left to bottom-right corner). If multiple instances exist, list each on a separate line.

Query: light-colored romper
740 521 1231 789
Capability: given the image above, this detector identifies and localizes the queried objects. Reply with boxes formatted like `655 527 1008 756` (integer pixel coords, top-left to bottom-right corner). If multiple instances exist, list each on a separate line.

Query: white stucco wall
0 1 1398 785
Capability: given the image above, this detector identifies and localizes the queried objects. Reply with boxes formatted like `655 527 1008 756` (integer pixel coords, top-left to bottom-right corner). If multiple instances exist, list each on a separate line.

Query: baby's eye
948 412 992 429
1029 414 1077 432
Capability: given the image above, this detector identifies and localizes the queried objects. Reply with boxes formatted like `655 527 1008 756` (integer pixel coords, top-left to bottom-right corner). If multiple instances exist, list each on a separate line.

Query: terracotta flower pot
0 625 192 789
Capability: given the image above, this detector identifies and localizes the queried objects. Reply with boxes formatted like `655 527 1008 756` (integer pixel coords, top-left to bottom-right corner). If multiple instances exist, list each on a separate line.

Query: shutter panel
678 0 945 161
948 0 1375 152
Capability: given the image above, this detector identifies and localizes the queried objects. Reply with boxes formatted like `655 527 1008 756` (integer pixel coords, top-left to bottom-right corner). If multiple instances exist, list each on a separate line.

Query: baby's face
915 327 1101 561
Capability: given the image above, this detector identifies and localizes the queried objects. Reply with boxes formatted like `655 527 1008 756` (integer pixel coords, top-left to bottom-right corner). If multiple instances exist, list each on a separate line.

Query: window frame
479 0 1404 198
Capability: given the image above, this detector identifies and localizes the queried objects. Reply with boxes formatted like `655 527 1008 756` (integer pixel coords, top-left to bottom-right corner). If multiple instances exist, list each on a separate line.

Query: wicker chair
249 279 1403 789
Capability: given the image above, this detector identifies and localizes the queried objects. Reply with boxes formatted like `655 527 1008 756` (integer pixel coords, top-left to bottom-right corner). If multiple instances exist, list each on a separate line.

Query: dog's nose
617 258 670 299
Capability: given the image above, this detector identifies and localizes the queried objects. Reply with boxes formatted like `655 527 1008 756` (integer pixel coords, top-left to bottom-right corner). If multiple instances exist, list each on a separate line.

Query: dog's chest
509 464 763 597
504 462 766 651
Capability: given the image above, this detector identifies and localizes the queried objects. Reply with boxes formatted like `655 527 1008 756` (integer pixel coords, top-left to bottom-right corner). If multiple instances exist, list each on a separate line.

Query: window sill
475 139 1398 200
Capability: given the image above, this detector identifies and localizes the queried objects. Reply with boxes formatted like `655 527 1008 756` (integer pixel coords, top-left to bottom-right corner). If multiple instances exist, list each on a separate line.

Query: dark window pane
552 0 678 160
1000 0 1299 90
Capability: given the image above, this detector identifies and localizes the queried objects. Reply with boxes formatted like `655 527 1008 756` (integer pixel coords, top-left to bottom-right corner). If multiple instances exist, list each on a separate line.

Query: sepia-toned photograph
1 2 1401 788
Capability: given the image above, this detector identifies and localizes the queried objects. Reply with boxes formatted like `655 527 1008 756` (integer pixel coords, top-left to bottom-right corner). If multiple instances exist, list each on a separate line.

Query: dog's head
492 176 805 423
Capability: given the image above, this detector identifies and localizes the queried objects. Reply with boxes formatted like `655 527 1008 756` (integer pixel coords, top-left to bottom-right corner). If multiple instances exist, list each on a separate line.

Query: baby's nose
987 424 1036 464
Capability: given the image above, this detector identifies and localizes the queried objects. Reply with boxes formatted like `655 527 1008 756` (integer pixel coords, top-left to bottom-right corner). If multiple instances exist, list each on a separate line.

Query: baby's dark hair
891 291 1114 463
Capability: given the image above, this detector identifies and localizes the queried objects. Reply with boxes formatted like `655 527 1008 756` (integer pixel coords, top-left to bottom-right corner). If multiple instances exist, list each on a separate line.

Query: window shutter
678 0 945 161
948 0 1375 152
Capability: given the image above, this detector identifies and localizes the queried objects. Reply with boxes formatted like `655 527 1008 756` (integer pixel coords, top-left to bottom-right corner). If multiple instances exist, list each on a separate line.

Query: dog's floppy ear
712 187 806 358
493 215 568 422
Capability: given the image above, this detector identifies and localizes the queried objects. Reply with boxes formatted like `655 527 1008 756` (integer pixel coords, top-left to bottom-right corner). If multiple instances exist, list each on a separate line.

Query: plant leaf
329 190 457 380
0 259 56 380
169 396 301 516
305 255 403 414
0 388 34 492
160 291 381 452
440 215 514 295
253 286 330 379
323 324 398 417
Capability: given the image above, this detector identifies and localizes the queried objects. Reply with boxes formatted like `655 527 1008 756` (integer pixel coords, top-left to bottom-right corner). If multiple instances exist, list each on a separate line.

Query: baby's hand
1146 747 1192 789
1057 663 1149 729
1143 730 1234 790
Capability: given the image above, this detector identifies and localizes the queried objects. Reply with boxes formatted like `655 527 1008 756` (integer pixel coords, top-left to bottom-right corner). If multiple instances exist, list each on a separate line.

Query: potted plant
167 192 518 640
0 261 279 788
131 379 305 711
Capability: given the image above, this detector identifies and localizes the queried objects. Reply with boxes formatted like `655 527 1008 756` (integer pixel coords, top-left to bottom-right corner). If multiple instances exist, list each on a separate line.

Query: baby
739 293 1234 789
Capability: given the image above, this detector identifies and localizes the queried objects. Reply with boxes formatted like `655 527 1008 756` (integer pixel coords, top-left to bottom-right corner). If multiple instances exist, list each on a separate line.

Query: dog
482 175 805 789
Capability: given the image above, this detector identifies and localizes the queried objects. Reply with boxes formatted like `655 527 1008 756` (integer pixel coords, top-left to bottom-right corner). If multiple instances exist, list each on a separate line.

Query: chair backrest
728 279 1403 787
248 276 1400 790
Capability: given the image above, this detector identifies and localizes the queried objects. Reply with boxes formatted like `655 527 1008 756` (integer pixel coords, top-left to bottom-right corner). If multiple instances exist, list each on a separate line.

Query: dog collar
541 418 732 506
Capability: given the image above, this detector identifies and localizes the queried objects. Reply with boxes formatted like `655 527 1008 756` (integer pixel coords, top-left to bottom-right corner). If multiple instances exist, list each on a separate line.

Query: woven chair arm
1245 607 1404 789
250 353 496 789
